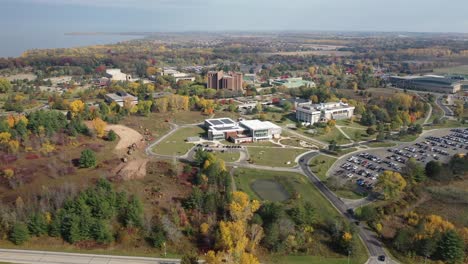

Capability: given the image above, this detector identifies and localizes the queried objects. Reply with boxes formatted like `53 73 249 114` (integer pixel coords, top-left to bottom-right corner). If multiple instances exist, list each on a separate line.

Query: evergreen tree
79 149 97 168
121 196 143 227
9 222 30 245
107 130 117 141
27 213 48 236
437 230 464 264
92 220 114 244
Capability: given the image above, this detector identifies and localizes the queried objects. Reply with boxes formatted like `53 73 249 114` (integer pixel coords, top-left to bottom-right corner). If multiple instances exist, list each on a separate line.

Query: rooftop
240 120 281 130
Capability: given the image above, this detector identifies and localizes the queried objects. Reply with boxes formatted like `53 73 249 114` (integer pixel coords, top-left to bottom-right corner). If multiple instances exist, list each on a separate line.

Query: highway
0 249 180 264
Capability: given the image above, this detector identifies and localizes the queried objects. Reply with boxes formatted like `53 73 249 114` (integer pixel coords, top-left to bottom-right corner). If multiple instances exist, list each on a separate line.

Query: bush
107 130 117 141
79 149 97 168
9 222 30 245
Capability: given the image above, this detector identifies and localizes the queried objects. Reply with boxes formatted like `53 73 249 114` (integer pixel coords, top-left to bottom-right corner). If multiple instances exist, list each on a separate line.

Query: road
0 249 180 264
298 152 398 264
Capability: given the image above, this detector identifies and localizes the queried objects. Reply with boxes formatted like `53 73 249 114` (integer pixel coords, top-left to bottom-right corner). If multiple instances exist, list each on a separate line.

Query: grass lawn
336 119 368 130
233 168 341 221
313 127 352 145
309 155 337 180
247 147 307 167
335 189 368 200
336 147 358 156
396 134 419 142
366 141 397 148
341 127 374 142
233 168 368 264
152 126 205 156
428 120 468 129
214 151 240 162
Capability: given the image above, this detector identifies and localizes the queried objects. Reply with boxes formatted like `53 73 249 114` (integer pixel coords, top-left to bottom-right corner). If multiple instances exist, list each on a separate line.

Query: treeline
4 179 144 246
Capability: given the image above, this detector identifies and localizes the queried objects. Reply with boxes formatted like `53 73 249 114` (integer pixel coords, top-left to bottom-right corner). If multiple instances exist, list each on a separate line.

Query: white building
104 91 138 107
105 69 133 82
162 69 195 83
204 118 282 143
296 101 355 125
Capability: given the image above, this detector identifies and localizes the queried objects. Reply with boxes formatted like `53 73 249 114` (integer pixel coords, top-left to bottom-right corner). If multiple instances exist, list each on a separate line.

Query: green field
152 126 205 156
313 127 352 145
366 141 397 148
234 168 340 221
214 151 240 162
247 147 307 167
341 127 374 142
309 155 337 180
336 119 368 130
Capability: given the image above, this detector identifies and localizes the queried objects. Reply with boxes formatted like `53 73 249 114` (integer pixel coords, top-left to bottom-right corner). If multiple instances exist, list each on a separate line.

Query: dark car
378 255 386 261
299 158 304 163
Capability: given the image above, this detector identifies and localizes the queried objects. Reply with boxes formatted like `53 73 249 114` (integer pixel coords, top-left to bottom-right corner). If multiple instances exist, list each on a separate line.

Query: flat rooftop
240 120 281 130
206 118 237 127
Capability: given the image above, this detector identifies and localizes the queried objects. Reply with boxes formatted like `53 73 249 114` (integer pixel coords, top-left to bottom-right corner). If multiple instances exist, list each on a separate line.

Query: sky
1 0 468 33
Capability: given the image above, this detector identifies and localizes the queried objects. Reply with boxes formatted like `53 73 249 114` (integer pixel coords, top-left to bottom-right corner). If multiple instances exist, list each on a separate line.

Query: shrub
79 149 97 168
107 130 117 141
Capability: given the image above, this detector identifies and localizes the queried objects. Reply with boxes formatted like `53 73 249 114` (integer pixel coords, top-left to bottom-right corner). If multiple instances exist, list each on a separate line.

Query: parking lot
329 128 468 192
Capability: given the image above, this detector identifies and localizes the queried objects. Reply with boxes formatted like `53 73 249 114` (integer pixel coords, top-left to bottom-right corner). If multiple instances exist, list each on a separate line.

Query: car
299 158 304 163
378 255 386 262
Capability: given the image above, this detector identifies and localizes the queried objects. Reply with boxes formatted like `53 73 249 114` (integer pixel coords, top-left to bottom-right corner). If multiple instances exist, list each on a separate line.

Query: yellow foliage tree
229 191 260 222
416 215 455 240
342 232 353 242
69 100 85 117
8 140 20 153
92 118 107 138
375 171 407 200
200 223 210 235
0 132 11 144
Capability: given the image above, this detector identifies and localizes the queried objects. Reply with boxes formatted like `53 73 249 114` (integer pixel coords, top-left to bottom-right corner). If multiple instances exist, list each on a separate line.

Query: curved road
298 152 395 264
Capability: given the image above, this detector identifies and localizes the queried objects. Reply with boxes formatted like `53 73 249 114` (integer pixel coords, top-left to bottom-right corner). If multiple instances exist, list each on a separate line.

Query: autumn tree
92 118 107 138
375 171 407 200
0 78 11 93
69 100 85 117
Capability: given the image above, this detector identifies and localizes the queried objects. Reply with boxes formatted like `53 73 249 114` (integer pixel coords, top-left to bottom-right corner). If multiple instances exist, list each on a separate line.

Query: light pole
163 242 167 257
347 250 350 264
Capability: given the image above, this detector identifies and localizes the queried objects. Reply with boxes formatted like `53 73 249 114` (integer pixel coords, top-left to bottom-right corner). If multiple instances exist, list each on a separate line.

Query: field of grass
310 127 351 145
366 141 397 148
308 155 337 180
247 147 307 167
428 120 468 129
433 64 468 75
233 168 341 221
214 151 240 162
152 126 205 156
233 168 368 264
336 119 368 130
340 127 374 142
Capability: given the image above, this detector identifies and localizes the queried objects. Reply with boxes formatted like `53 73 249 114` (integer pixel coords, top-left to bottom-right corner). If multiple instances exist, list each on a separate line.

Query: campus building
389 75 462 94
161 69 195 82
105 69 133 82
204 118 282 143
104 91 138 107
207 71 243 92
296 101 355 125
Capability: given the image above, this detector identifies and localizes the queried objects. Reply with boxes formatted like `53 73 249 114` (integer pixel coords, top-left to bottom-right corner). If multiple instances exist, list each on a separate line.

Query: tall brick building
207 71 243 92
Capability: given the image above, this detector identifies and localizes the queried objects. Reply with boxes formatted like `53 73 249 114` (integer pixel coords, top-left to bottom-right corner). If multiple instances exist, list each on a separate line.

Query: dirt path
107 124 143 150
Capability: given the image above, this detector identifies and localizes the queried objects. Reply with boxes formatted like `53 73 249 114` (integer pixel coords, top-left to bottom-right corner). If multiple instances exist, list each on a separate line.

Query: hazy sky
1 0 468 33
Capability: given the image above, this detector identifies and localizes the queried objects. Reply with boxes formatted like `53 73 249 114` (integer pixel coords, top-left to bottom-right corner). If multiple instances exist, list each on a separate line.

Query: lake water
0 31 143 58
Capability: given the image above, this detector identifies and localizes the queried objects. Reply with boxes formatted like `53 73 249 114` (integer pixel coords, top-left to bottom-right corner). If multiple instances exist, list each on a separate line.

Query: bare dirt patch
111 159 149 181
106 124 144 150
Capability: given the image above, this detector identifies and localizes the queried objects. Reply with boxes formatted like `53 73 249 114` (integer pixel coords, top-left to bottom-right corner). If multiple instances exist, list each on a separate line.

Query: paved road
436 95 454 118
0 249 180 264
298 152 397 263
